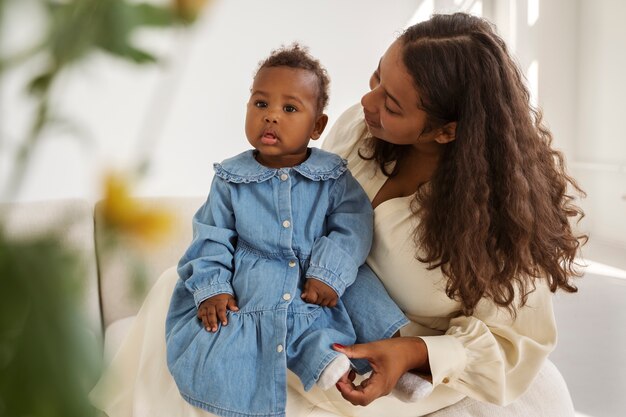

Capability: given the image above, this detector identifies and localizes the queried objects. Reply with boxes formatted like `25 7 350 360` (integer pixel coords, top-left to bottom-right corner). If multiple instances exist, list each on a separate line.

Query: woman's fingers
336 373 386 406
332 342 372 361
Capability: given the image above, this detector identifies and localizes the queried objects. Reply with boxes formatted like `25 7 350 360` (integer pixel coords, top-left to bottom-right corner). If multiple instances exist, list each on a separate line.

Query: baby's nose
264 114 278 123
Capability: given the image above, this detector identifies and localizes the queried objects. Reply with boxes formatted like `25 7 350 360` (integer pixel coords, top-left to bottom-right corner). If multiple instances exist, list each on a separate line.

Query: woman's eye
384 103 399 115
255 101 267 108
283 105 297 113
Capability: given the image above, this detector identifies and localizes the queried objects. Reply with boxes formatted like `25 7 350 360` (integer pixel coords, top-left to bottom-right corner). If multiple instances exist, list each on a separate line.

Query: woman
91 13 584 417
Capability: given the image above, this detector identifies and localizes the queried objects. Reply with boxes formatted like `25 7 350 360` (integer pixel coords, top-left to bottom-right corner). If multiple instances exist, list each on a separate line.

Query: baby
165 44 423 417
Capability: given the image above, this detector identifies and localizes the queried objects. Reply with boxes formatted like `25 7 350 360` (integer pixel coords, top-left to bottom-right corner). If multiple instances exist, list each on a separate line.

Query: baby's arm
177 176 238 311
197 293 239 332
305 171 374 298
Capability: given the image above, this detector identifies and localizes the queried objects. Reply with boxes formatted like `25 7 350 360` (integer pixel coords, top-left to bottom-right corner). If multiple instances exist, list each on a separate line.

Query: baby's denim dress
165 148 408 417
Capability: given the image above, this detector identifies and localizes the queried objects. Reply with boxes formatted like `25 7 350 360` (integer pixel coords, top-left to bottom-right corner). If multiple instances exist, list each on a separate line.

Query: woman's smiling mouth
363 113 381 129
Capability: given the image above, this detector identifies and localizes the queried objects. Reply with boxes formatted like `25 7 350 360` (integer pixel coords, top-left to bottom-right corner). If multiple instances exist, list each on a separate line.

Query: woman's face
361 40 436 146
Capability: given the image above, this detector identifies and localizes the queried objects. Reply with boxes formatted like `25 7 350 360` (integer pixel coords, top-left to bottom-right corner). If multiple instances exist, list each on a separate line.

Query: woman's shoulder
321 103 367 159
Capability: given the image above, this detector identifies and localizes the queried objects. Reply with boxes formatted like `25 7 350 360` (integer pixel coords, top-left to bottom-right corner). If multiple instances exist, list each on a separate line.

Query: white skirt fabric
89 267 574 417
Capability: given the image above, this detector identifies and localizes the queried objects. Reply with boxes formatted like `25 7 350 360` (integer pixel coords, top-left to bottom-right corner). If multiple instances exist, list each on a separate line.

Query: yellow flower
101 172 173 243
174 0 211 23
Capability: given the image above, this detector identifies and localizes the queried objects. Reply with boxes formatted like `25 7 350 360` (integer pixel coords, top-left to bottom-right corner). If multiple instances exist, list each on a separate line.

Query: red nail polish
332 343 346 349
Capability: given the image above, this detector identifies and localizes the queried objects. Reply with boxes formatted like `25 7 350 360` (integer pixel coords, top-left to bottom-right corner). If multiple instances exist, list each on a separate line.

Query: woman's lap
89 267 573 417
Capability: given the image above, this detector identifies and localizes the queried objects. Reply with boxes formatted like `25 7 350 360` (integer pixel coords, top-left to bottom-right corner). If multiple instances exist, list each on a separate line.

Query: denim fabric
165 148 407 417
341 264 410 374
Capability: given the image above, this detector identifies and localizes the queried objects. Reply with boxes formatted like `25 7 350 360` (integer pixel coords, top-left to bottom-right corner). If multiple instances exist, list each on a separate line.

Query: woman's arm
334 280 556 406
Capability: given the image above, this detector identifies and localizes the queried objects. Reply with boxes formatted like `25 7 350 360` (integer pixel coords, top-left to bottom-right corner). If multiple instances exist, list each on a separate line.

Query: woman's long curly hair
362 13 586 316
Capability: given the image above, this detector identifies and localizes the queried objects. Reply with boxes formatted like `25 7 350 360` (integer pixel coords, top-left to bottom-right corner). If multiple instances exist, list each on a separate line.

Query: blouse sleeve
177 176 238 308
419 281 557 406
321 103 366 159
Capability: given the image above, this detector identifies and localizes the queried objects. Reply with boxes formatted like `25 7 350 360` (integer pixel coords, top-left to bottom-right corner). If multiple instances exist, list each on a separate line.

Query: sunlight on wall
527 0 539 26
469 0 483 16
407 0 434 26
527 59 539 108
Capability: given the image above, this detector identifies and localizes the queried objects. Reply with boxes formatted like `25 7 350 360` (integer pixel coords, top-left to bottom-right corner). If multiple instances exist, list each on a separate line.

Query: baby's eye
255 101 267 108
283 105 297 113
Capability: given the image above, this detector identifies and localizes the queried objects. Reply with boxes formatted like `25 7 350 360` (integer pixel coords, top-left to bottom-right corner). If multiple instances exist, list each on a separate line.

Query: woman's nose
361 89 377 113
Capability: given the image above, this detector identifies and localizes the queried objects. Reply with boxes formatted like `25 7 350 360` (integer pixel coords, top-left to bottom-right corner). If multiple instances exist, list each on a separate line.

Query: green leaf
119 46 158 64
131 3 176 27
27 71 56 96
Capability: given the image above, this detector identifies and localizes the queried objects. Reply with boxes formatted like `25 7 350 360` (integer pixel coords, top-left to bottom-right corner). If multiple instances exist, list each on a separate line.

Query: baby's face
245 66 326 168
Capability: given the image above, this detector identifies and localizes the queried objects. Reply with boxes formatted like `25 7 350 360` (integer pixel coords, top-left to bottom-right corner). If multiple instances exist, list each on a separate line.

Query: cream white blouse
321 103 557 407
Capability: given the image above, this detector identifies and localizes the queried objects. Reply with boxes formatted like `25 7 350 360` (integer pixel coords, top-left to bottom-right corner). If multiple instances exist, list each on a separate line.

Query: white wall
1 0 420 202
492 0 626 269
572 0 626 266
2 0 625 257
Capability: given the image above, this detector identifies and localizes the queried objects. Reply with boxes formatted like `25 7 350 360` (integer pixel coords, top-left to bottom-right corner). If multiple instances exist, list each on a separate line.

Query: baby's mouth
261 131 279 145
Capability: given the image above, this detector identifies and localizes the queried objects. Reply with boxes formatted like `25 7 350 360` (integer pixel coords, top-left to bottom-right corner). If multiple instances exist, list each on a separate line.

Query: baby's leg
342 264 432 401
286 304 356 392
316 353 351 390
341 264 409 374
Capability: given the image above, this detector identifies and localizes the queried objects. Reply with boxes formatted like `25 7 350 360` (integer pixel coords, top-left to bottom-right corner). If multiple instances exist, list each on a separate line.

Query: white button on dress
282 220 291 228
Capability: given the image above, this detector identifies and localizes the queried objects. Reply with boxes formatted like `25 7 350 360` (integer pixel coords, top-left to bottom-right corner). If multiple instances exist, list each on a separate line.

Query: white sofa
4 197 623 417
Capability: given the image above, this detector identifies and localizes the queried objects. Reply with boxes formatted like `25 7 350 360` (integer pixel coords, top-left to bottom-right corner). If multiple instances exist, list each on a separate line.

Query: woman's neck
397 145 441 185
371 144 442 208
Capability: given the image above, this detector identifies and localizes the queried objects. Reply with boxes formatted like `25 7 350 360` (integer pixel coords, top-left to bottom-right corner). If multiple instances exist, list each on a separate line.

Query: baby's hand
197 294 239 332
301 278 338 307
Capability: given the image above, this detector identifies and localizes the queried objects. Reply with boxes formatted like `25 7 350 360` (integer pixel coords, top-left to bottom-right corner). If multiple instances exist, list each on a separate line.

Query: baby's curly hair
256 43 330 113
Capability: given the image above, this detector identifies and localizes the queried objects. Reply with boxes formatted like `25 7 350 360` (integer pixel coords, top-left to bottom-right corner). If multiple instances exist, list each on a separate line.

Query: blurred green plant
1 0 208 201
0 0 209 416
0 233 100 417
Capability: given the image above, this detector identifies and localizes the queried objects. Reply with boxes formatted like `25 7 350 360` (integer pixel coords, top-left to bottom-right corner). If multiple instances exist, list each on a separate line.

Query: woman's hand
197 294 239 332
333 337 430 406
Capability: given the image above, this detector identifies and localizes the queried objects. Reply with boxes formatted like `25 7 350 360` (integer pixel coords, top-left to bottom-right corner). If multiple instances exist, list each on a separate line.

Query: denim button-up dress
165 148 408 417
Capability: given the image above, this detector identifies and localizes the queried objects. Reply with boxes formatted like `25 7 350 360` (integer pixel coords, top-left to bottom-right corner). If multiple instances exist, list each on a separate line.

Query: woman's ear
434 121 457 144
311 114 329 140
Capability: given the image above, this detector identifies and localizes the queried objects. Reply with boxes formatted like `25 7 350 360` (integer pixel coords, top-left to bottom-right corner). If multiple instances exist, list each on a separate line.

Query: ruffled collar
213 148 347 183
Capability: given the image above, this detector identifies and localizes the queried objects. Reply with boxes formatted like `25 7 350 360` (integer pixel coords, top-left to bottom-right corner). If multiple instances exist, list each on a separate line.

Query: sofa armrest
95 196 205 329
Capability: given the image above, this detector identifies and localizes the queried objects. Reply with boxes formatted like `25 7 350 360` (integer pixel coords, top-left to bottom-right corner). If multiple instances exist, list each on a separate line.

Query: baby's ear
311 114 329 140
434 121 457 144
